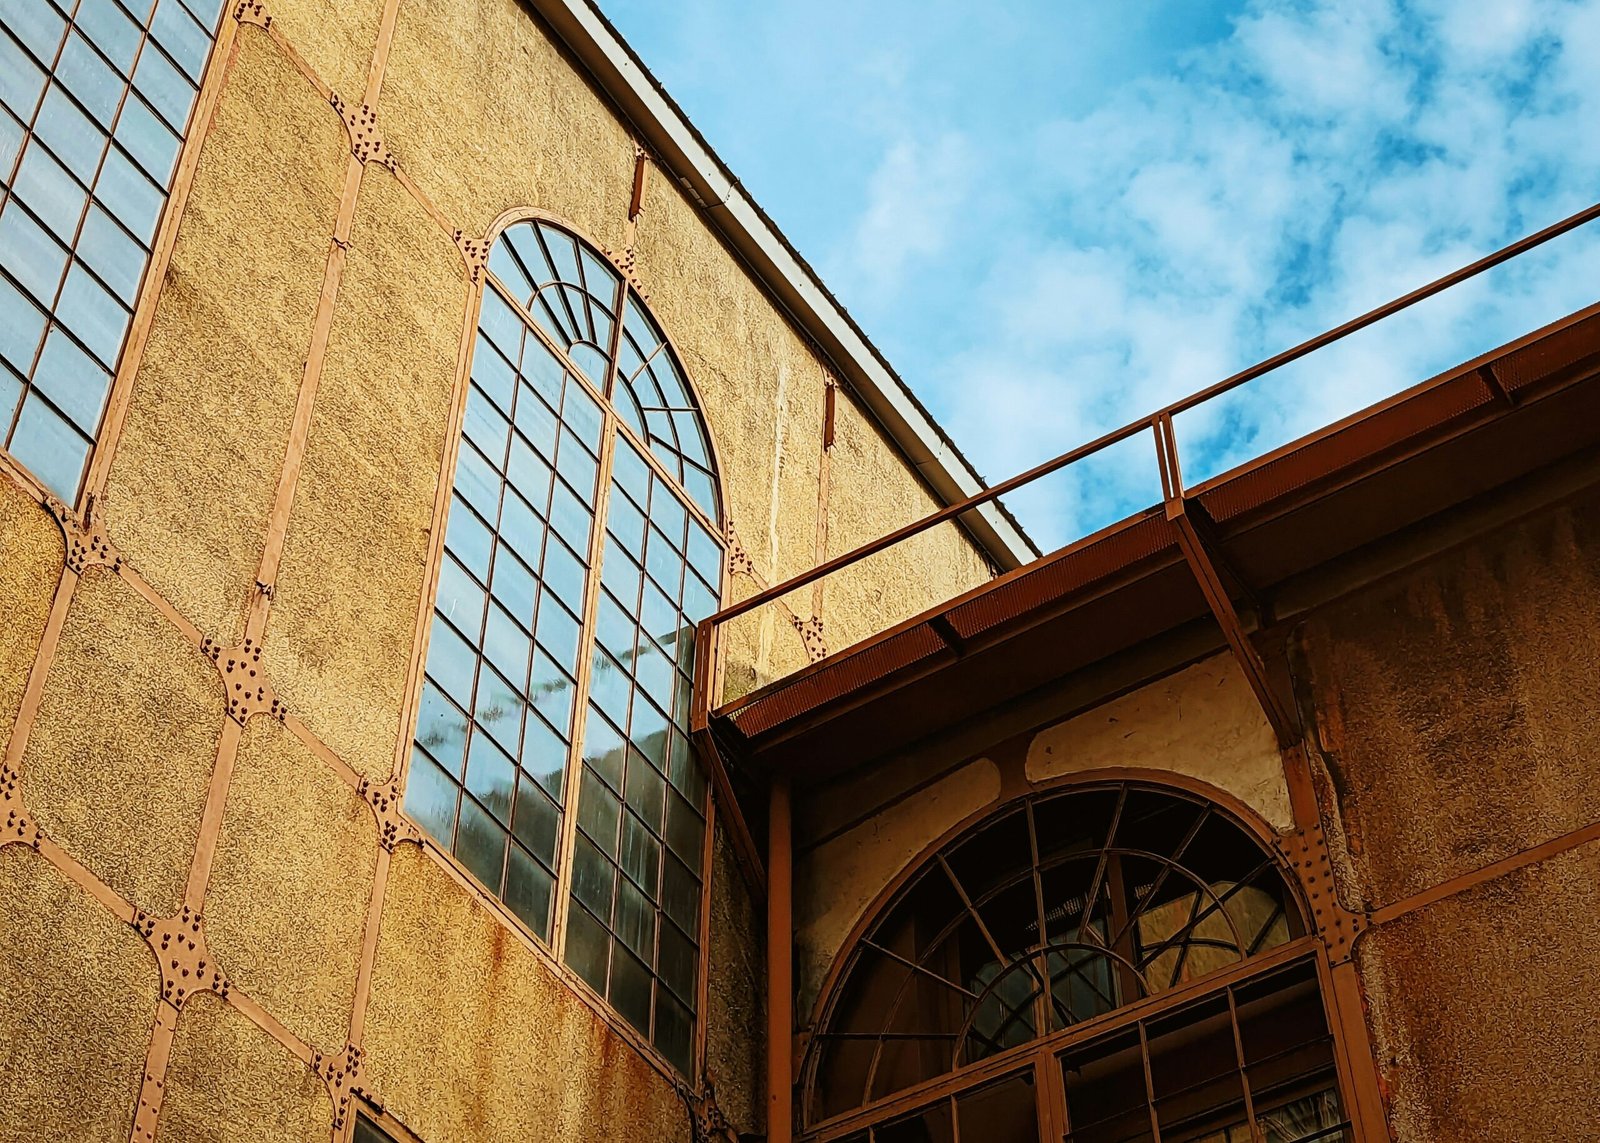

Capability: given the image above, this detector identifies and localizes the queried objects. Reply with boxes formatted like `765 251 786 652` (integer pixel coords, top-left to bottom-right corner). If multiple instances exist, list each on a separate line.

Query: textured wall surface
0 847 156 1143
821 387 994 653
382 0 636 245
268 165 466 782
160 993 333 1143
102 31 348 645
0 483 61 749
0 0 1009 1138
1359 842 1600 1141
205 718 377 1053
364 845 692 1143
1303 488 1600 907
1027 652 1293 831
23 567 222 915
263 0 383 102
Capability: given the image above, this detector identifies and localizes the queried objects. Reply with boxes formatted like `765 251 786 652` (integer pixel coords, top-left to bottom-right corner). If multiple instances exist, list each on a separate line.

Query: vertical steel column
767 772 795 1143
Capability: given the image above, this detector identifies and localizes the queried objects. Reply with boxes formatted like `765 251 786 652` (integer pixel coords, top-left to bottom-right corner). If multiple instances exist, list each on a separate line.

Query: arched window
806 783 1350 1142
1 0 227 500
405 217 724 1074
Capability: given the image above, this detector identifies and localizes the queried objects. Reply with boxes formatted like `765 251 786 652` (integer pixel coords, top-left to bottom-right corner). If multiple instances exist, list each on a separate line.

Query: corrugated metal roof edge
526 0 1039 568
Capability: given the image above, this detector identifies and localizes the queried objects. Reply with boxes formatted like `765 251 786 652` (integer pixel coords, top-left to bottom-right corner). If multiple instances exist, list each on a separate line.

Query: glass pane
96 145 165 243
33 86 105 184
55 261 130 367
415 682 467 776
0 0 66 61
619 809 660 896
1062 1029 1151 1143
613 874 654 961
511 775 559 865
9 393 89 498
424 615 477 705
464 732 516 825
578 765 621 855
454 796 507 894
443 497 492 580
0 30 45 120
661 853 698 934
132 36 193 129
0 273 46 373
565 901 610 992
520 710 567 797
151 0 211 80
402 749 458 846
14 140 87 240
654 988 693 1074
57 33 121 125
582 707 626 792
503 841 553 939
76 206 144 303
0 203 70 304
572 832 615 918
76 0 142 73
609 942 652 1034
658 918 695 1003
958 1075 1039 1143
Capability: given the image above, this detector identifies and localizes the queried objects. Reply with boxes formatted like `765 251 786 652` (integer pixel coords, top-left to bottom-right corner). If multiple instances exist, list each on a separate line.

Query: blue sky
605 0 1600 550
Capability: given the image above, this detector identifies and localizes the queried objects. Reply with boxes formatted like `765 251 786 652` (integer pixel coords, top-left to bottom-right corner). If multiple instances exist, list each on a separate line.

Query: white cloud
921 0 1600 549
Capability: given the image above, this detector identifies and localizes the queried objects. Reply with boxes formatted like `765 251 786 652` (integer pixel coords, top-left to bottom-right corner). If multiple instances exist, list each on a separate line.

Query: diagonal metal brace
1154 416 1299 750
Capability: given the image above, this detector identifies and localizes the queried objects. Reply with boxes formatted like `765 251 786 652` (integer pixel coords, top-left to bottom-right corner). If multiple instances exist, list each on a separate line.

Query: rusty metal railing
691 197 1600 734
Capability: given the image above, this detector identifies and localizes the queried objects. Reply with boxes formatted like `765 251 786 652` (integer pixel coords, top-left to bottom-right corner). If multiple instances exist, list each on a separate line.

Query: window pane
503 842 553 940
95 145 165 244
0 203 70 304
76 206 145 303
76 0 142 74
0 31 47 120
464 733 515 825
57 33 121 125
55 261 130 367
0 274 46 373
454 797 507 894
403 750 458 846
32 327 109 433
152 0 211 80
415 683 467 777
14 140 87 240
8 392 89 497
511 775 559 866
565 902 609 992
1 0 66 61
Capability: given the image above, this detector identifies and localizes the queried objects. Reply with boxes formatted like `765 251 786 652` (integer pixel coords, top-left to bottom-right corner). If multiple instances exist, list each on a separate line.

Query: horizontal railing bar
704 197 1600 632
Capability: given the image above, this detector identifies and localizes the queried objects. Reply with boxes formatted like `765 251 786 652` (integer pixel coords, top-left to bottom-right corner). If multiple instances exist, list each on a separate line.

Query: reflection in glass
408 219 723 1058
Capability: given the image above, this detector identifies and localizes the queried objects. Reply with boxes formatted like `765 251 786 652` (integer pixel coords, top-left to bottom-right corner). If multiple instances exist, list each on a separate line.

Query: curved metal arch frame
478 205 730 527
392 203 734 1086
799 772 1322 1134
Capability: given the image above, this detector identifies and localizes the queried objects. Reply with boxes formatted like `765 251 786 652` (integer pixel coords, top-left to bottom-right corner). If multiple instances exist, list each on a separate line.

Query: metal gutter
524 0 1038 569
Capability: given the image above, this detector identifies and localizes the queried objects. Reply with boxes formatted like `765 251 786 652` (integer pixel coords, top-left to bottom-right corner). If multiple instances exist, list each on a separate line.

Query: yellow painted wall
0 1 995 1140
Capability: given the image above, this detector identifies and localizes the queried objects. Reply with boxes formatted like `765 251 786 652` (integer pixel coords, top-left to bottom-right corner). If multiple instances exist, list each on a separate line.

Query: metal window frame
394 207 730 1082
796 779 1364 1143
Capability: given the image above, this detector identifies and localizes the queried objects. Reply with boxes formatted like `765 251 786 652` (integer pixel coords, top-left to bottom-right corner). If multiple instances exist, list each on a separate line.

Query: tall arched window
405 217 724 1074
1 0 227 501
805 783 1351 1142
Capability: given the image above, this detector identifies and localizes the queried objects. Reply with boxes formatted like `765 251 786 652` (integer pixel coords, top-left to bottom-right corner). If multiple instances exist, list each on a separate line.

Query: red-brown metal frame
692 196 1600 743
790 774 1354 1143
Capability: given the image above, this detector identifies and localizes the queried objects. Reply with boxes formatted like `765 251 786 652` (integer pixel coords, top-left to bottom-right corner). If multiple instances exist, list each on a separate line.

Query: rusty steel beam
1154 416 1299 751
766 771 795 1143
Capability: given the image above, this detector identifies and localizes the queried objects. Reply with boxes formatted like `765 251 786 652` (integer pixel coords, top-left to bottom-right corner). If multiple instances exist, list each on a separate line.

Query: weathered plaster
1026 653 1292 832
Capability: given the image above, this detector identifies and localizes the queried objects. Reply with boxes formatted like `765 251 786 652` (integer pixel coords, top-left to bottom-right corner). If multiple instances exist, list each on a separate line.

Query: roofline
525 0 1038 569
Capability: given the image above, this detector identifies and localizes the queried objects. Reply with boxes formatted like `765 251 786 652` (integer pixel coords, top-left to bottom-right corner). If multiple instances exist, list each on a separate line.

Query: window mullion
549 404 621 962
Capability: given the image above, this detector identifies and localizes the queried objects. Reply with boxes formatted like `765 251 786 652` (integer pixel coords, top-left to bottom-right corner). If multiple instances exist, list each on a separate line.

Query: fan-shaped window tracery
806 783 1351 1142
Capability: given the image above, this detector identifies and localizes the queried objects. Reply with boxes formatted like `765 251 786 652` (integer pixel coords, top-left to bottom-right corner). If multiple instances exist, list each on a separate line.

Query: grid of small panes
566 430 721 1073
0 0 223 500
405 219 724 1076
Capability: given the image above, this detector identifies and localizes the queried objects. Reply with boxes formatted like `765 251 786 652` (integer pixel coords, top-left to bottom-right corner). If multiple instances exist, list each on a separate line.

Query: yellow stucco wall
0 1 997 1140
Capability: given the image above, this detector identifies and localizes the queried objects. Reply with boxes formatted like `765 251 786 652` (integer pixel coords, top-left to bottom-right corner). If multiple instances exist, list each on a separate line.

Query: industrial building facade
1 1 1598 1142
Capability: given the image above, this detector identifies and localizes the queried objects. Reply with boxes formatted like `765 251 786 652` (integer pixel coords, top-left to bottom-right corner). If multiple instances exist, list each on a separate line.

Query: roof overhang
525 0 1036 569
711 301 1600 782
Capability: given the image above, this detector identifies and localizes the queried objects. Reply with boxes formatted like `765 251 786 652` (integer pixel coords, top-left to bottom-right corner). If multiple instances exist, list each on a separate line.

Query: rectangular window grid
564 430 722 1074
0 0 225 500
404 290 606 943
